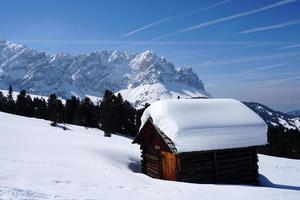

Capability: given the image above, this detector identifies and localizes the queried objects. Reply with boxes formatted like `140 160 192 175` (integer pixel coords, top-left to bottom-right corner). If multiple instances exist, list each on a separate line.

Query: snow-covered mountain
0 40 210 106
287 110 300 117
244 102 300 131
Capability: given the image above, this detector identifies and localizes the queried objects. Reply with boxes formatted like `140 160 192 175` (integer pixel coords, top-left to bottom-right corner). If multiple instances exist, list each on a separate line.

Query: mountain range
244 102 300 131
1 40 299 131
287 110 300 117
0 40 209 106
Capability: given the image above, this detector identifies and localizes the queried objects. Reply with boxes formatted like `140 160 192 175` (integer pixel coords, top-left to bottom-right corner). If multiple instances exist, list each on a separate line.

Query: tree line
258 125 300 159
0 86 148 137
1 86 299 159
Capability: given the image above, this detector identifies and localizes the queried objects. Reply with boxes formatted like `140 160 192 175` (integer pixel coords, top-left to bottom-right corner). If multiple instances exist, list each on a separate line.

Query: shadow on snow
259 174 300 191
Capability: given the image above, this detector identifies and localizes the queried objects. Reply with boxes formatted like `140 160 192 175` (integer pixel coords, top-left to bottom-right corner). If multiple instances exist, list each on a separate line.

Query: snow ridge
244 102 300 131
287 110 300 117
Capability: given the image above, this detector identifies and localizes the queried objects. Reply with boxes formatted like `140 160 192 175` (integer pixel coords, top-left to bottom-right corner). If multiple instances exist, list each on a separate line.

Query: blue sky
0 0 300 112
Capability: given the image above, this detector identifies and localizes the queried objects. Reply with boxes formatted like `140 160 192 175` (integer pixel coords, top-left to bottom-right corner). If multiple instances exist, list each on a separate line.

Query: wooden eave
132 118 177 153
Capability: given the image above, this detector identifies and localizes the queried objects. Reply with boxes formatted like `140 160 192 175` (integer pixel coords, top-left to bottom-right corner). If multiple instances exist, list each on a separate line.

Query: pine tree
99 90 115 133
0 91 6 111
64 96 80 124
25 95 34 117
114 93 124 132
47 94 58 125
81 97 97 127
33 97 47 119
7 86 15 114
56 99 64 123
16 90 27 116
98 91 139 136
121 100 136 136
73 105 83 125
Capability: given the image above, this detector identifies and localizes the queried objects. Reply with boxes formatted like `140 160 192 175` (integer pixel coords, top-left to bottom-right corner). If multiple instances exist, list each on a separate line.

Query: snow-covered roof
140 99 268 152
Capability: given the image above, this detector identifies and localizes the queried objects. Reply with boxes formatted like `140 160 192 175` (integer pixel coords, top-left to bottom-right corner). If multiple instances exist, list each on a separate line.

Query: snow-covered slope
119 82 210 107
0 111 300 199
244 102 300 131
0 40 209 106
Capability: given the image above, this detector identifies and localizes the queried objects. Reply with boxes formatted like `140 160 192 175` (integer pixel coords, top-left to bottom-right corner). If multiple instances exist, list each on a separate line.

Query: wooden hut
133 99 268 184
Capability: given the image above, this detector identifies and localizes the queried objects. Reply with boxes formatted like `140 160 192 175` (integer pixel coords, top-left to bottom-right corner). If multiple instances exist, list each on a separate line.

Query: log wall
178 147 259 184
141 148 162 179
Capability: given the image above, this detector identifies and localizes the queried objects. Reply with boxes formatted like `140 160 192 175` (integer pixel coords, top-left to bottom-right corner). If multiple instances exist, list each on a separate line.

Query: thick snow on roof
140 98 268 152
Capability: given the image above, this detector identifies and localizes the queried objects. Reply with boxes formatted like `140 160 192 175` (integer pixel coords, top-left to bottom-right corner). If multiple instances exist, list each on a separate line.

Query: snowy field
0 111 299 200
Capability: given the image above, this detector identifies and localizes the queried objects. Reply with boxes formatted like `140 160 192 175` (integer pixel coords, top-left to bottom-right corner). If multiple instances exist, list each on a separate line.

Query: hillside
0 40 209 106
244 102 300 131
0 111 299 199
287 110 300 117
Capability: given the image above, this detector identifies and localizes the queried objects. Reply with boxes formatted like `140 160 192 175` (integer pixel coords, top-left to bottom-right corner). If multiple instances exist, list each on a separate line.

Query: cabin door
161 151 178 181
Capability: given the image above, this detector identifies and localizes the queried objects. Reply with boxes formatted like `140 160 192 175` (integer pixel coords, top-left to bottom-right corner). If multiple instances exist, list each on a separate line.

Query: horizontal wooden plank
181 162 214 171
181 160 214 166
216 153 252 161
217 170 255 180
144 162 160 169
180 152 213 161
142 154 160 162
146 171 160 179
216 155 253 165
180 171 215 178
217 165 257 174
217 150 252 158
143 152 160 158
146 166 160 176
145 149 161 155
145 163 160 171
216 148 251 155
216 160 255 170
180 156 214 164
143 159 159 167
252 156 259 162
145 160 160 167
144 150 161 156
180 167 214 174
146 170 160 178
216 149 252 159
181 166 214 173
146 169 160 177
217 166 254 177
218 165 256 175
146 168 160 176
144 162 160 170
143 157 160 165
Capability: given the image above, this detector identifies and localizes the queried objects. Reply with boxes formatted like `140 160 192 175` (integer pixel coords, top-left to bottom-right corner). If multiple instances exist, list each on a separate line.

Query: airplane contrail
121 0 231 38
240 63 288 74
279 43 300 50
154 0 297 40
264 75 300 86
237 18 300 34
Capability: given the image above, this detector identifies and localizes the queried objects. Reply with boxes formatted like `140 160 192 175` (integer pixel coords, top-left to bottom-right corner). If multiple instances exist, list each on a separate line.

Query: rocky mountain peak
0 40 209 105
